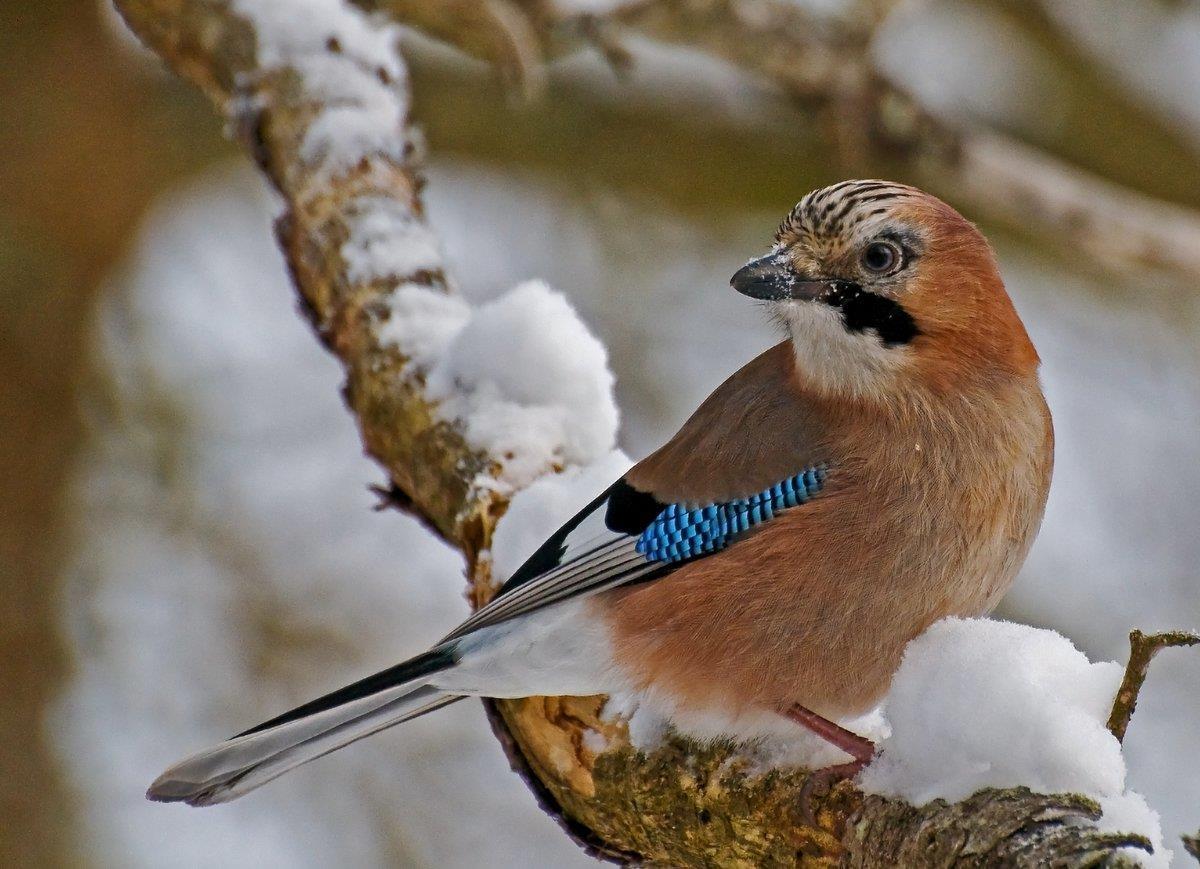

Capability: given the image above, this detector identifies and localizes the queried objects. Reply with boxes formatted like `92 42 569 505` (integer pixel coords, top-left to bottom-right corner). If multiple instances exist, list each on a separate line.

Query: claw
798 759 869 826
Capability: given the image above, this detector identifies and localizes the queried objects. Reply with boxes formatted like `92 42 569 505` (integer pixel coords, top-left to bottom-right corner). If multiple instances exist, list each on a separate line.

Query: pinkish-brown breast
597 351 1053 721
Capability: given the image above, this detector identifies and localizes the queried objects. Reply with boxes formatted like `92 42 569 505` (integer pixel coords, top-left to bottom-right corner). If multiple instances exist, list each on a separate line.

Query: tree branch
113 0 504 555
1107 629 1200 744
111 0 1159 863
1182 829 1200 863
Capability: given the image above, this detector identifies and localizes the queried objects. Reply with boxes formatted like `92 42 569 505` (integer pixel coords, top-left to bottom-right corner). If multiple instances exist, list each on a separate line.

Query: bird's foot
798 758 868 826
783 703 876 826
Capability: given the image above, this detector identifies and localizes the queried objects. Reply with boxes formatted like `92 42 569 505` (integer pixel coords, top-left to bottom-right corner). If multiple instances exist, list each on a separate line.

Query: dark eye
861 241 902 275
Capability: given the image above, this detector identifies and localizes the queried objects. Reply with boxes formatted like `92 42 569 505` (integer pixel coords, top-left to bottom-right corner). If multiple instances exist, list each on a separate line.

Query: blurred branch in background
1185 830 1200 863
1107 630 1200 744
358 0 1200 285
110 0 1173 863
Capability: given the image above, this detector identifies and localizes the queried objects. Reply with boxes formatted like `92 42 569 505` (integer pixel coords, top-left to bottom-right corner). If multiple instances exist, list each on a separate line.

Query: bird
147 180 1053 807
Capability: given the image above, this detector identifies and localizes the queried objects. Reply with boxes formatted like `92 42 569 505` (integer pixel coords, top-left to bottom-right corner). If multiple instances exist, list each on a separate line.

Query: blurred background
3 0 1200 865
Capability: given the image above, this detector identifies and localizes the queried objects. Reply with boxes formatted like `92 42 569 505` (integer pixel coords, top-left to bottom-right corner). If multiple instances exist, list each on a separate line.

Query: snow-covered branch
111 0 1177 864
112 0 507 553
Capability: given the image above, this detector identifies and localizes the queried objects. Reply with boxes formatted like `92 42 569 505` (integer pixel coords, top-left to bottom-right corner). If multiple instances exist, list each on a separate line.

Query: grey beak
731 253 830 301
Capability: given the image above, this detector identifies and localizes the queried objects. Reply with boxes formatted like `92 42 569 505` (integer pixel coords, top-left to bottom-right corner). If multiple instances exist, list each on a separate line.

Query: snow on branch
111 0 1179 864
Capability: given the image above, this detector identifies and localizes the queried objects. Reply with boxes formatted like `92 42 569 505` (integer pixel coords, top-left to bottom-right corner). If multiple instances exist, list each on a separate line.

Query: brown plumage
600 183 1052 723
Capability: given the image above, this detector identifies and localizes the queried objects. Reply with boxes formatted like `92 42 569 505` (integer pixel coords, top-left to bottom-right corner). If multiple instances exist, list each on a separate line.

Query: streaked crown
732 180 1040 398
778 180 922 248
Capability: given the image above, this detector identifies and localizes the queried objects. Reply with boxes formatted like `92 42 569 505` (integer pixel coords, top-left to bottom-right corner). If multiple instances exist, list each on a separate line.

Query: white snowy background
52 1 1200 866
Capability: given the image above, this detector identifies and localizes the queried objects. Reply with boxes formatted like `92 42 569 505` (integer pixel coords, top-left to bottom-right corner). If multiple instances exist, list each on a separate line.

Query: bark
1107 630 1200 744
110 0 1162 864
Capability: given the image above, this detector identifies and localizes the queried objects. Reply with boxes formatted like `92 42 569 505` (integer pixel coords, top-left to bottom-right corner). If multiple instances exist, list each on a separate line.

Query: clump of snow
862 619 1124 802
234 0 400 72
294 55 406 173
231 0 409 180
375 283 471 369
341 195 444 285
861 618 1168 867
424 281 620 490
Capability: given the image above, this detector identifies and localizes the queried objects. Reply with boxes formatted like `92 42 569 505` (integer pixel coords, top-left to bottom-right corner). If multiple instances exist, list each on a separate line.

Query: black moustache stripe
823 282 919 347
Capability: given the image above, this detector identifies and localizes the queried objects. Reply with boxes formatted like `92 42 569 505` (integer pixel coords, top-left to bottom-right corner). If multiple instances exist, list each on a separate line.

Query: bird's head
732 180 1039 399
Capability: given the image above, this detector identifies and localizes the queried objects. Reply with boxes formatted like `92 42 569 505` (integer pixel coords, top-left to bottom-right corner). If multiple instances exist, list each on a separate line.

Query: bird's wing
446 341 830 642
444 480 660 641
443 465 828 642
151 463 828 805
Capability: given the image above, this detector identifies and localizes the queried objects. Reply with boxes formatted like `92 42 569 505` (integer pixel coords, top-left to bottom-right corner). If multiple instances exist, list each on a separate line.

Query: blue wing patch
445 466 827 641
635 466 828 563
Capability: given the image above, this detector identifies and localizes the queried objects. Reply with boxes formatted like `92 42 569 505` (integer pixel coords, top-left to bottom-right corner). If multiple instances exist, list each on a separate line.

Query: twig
1107 629 1200 743
1183 829 1200 863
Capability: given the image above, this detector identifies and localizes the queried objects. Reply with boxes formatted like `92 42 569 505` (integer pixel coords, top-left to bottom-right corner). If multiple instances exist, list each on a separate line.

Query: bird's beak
730 253 830 301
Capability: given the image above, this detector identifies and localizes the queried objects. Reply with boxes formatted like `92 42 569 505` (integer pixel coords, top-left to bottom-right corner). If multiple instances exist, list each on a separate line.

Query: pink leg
784 704 875 764
784 704 876 825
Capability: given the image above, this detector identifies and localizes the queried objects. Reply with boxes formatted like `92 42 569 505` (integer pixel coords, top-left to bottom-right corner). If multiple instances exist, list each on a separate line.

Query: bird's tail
147 646 461 806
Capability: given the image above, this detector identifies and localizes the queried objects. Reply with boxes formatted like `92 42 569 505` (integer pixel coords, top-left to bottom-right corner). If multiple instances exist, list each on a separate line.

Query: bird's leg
784 704 876 825
784 704 875 764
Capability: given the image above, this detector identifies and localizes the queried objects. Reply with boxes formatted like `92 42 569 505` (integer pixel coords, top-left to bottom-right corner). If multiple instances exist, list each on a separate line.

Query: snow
234 0 400 72
294 56 406 173
1101 792 1170 868
341 195 445 285
231 0 409 179
375 283 471 368
861 619 1125 801
423 280 620 490
861 618 1168 867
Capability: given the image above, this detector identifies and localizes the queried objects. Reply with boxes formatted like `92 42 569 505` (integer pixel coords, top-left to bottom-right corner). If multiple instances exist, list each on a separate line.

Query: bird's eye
861 241 903 275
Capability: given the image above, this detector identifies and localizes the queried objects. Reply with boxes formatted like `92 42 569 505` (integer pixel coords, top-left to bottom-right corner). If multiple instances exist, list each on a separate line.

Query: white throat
781 301 907 401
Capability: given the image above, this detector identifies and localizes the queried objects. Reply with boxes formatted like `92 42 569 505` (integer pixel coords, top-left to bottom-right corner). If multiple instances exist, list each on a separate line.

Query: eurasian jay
148 180 1053 806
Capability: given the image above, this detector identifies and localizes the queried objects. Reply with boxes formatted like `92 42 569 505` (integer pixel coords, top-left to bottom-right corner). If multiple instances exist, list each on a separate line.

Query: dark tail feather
147 646 460 806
